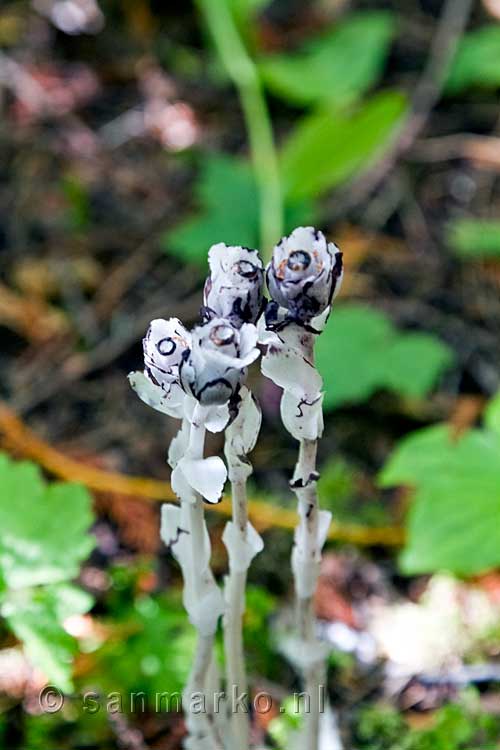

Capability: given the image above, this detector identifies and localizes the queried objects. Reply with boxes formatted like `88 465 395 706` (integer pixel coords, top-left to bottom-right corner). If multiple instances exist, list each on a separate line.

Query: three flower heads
128 227 344 498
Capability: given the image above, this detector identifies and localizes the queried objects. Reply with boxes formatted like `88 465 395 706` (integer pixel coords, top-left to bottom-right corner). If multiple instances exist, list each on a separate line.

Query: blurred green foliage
164 154 315 264
447 219 500 258
267 694 304 749
227 0 269 38
281 90 407 201
259 12 396 108
380 392 500 575
87 567 280 702
90 563 195 701
0 455 94 589
316 304 454 410
60 174 91 232
243 584 279 678
318 457 391 526
447 24 500 94
0 454 94 691
24 710 111 750
7 584 92 693
355 694 500 750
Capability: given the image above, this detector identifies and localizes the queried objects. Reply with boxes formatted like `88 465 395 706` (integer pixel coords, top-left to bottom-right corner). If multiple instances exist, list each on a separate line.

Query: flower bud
179 318 259 405
266 226 343 325
142 317 190 390
203 243 264 328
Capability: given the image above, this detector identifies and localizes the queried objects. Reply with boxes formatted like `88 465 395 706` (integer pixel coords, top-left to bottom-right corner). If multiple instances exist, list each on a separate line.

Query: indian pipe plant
129 227 343 750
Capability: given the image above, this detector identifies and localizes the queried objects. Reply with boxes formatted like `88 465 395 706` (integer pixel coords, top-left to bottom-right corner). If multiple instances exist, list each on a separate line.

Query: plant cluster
129 226 343 749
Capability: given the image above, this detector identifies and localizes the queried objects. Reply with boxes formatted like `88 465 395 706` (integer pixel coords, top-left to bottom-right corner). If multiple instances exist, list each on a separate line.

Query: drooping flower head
128 317 190 418
266 227 343 327
180 318 259 406
203 243 264 328
142 317 191 390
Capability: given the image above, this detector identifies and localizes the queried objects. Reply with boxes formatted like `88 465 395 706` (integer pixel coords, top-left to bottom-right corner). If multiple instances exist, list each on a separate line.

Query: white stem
222 390 262 750
289 338 326 750
182 405 223 750
223 471 250 750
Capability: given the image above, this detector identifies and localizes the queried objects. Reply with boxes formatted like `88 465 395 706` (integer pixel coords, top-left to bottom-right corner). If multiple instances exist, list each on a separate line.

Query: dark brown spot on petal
235 260 258 279
209 324 235 346
287 250 311 272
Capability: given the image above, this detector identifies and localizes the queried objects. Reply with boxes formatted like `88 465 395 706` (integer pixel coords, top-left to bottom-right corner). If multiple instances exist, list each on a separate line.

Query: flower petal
205 244 264 328
160 504 224 635
128 371 185 418
292 509 331 597
168 419 190 468
261 343 322 398
176 455 227 504
281 635 331 671
181 319 260 405
226 386 262 457
281 390 324 442
201 403 230 434
222 521 264 574
187 583 225 636
171 461 197 504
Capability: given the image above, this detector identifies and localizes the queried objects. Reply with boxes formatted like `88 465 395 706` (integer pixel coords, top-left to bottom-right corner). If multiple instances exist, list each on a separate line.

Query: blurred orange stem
0 402 404 547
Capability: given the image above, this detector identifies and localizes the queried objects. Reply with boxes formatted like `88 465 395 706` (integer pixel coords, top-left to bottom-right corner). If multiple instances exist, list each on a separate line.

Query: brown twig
410 134 500 169
332 0 474 217
11 289 200 414
92 224 165 320
0 282 69 343
0 401 405 547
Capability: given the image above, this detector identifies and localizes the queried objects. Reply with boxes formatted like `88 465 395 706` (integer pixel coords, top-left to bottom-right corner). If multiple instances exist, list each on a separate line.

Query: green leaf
0 455 95 690
259 12 396 107
379 420 500 575
318 458 390 526
93 587 196 701
316 304 454 410
3 584 93 692
446 25 500 94
281 90 407 201
228 0 269 28
484 391 500 440
166 155 258 263
382 334 455 399
447 219 500 259
0 454 95 589
61 174 90 231
164 153 316 266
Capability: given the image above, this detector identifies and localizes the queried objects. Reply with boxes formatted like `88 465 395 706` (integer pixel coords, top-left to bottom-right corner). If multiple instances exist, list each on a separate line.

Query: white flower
179 318 260 406
203 243 264 328
266 226 343 327
128 317 190 417
143 317 190 389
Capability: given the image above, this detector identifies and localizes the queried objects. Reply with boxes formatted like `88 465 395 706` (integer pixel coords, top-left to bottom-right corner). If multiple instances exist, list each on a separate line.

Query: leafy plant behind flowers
0 454 95 692
380 392 500 576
